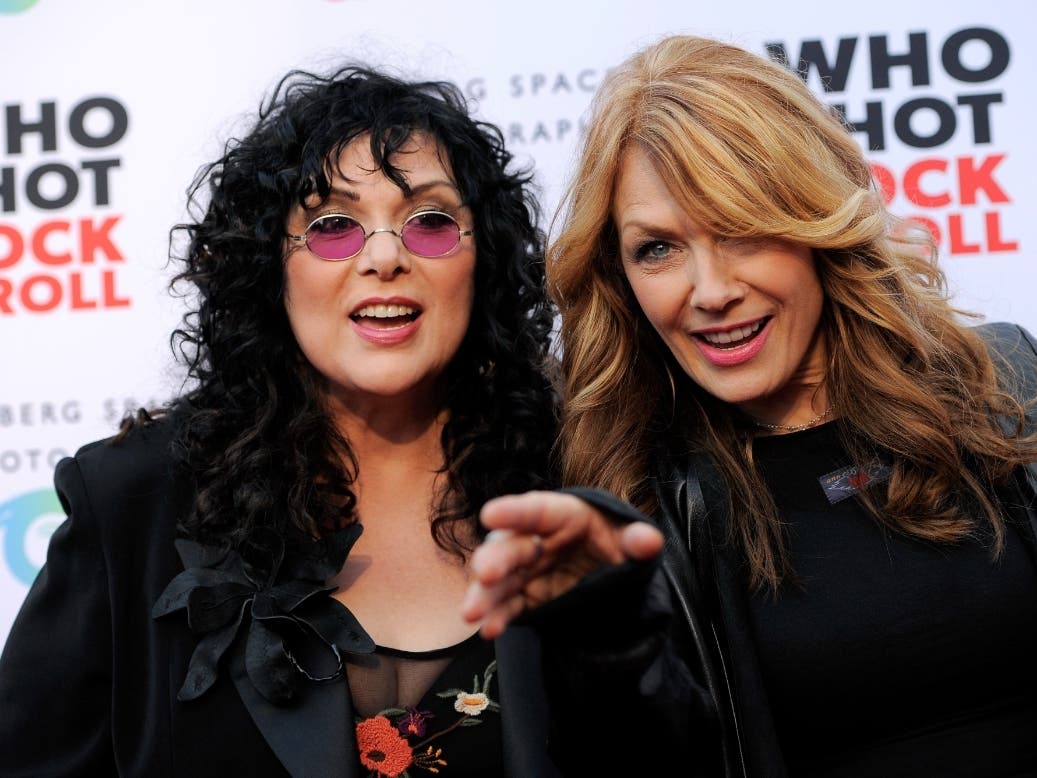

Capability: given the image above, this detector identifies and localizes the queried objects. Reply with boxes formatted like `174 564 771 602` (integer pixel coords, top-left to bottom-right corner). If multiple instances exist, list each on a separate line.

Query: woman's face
612 146 827 424
283 133 476 415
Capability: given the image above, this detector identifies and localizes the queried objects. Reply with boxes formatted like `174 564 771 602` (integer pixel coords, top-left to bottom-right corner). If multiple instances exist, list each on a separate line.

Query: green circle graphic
0 0 40 14
0 488 62 585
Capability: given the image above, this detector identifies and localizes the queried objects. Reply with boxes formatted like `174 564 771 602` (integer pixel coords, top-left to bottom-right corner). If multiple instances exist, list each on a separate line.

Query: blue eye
633 241 672 262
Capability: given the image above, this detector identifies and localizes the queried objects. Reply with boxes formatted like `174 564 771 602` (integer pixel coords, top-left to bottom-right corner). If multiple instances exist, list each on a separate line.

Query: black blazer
0 417 559 778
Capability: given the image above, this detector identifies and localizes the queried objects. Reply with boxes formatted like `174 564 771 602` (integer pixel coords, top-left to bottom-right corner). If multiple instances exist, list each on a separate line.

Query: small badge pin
819 461 892 505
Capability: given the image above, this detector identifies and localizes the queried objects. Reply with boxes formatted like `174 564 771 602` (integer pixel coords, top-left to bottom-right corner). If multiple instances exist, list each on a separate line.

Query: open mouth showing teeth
696 318 767 349
351 303 421 328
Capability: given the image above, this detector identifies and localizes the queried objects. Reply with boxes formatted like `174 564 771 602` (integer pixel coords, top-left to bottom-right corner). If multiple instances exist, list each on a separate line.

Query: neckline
375 630 484 658
749 407 834 434
751 418 836 444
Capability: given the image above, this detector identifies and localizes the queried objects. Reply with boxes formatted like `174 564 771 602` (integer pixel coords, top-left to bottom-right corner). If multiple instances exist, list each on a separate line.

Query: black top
749 422 1037 776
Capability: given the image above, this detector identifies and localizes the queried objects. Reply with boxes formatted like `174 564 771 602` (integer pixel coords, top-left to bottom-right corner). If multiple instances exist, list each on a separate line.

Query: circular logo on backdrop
0 489 63 585
0 0 40 13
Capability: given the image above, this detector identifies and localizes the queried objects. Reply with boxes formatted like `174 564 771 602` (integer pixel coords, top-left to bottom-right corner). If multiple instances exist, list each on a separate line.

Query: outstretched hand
461 491 664 639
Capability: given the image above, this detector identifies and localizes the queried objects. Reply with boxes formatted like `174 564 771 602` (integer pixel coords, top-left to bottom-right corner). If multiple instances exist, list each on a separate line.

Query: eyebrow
618 212 705 241
326 185 360 202
408 180 463 198
616 218 676 238
327 179 462 203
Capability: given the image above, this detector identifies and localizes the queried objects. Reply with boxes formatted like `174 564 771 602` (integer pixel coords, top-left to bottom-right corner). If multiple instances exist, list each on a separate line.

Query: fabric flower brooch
152 524 374 705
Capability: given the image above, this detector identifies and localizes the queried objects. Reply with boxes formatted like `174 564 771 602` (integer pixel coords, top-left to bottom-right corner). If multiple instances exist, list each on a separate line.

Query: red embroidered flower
397 706 434 737
356 715 413 776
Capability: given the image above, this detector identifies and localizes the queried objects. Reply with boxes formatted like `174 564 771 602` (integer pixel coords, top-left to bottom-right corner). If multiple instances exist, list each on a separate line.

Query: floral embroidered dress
154 524 503 778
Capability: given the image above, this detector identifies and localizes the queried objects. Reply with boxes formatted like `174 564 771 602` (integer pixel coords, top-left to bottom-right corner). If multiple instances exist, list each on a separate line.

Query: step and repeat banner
1 0 1033 646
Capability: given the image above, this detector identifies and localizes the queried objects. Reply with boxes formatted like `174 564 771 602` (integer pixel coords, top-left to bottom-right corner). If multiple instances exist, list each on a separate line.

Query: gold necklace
751 406 834 433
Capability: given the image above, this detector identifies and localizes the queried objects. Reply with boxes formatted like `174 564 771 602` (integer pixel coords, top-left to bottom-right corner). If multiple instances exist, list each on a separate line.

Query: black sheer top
348 633 501 776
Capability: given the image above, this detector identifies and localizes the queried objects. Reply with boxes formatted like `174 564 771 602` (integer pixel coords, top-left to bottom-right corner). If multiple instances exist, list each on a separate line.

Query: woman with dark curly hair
0 66 561 777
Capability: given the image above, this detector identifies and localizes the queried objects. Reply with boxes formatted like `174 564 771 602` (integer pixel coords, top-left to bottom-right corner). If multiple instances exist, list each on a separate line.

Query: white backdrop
1 0 1033 647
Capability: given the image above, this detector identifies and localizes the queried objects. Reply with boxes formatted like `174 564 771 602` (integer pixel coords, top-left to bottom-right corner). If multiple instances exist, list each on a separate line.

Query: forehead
613 145 734 238
332 131 456 186
612 146 688 220
614 147 669 197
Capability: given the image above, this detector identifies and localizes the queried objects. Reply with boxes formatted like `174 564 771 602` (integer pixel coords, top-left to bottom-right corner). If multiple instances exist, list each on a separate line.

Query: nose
687 244 744 312
355 227 411 279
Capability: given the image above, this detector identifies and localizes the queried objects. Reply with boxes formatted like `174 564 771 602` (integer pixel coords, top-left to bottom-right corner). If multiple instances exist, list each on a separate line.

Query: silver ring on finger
530 534 544 564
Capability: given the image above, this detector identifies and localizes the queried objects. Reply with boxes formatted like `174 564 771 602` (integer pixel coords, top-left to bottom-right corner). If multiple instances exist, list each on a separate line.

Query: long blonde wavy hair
548 35 1036 590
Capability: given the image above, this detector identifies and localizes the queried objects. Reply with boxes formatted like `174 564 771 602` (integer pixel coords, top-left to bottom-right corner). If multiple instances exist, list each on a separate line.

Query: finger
462 550 528 619
480 491 593 539
461 580 497 623
470 530 545 585
482 493 649 572
464 535 543 614
620 521 665 561
462 570 527 625
529 533 544 566
477 595 529 640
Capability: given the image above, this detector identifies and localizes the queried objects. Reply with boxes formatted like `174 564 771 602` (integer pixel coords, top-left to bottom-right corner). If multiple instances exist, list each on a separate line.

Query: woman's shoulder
975 321 1037 352
45 409 191 568
58 408 186 504
974 321 1037 395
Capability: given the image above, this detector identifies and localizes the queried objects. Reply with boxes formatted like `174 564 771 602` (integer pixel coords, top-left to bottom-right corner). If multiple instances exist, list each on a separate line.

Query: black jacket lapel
230 646 357 778
495 627 561 777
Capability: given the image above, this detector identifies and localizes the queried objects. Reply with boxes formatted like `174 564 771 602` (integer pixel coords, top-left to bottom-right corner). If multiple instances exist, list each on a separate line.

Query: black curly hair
163 65 559 560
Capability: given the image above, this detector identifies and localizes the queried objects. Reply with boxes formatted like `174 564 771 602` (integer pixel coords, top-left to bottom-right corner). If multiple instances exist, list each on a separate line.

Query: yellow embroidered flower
453 691 490 715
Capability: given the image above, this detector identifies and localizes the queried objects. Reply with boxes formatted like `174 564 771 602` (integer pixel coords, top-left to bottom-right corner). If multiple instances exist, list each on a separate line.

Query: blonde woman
464 35 1037 776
